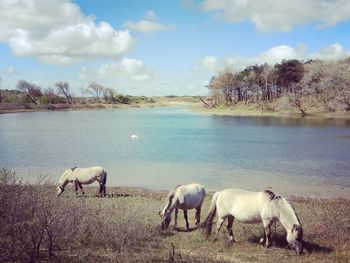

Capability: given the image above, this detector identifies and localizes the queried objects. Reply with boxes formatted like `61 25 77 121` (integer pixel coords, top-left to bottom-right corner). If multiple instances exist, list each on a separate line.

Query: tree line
0 79 154 105
206 58 350 114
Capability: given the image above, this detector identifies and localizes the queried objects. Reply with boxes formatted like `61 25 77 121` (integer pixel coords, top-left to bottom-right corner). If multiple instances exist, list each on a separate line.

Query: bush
0 169 159 262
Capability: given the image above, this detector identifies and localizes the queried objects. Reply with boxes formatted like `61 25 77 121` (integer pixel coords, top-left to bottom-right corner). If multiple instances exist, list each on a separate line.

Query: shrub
0 169 159 262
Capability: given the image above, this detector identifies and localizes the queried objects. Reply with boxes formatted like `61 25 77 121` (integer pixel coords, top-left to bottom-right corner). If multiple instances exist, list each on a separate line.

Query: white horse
203 188 303 254
57 166 107 197
159 183 206 231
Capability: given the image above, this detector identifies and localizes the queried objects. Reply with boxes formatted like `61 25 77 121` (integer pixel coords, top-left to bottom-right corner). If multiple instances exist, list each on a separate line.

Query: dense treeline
0 79 154 106
207 58 350 114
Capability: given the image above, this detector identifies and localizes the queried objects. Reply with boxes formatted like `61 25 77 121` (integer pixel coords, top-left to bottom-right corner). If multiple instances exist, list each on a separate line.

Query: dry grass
0 168 349 262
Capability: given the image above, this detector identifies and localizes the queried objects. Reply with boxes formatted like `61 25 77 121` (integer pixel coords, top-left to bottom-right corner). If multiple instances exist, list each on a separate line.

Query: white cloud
124 20 175 33
310 43 350 60
145 10 158 20
200 0 350 32
0 0 133 64
201 43 350 73
79 57 156 85
77 57 209 96
123 10 175 33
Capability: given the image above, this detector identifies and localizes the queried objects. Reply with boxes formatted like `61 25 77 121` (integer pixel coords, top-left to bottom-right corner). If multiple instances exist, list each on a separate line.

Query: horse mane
264 189 281 200
164 185 182 212
265 190 301 226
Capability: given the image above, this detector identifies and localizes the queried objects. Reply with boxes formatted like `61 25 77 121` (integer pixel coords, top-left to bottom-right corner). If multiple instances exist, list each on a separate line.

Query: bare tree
0 77 2 103
103 87 118 104
86 82 105 103
44 87 60 104
17 80 42 104
55 82 73 104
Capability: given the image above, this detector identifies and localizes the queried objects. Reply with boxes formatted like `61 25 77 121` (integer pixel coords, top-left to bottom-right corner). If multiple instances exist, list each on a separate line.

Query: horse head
56 185 64 196
287 224 303 254
160 209 171 230
57 169 71 197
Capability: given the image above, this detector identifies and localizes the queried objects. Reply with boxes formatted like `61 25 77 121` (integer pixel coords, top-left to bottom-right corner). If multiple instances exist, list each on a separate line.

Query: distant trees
16 80 42 105
86 82 104 103
0 77 2 103
55 82 73 104
206 58 350 114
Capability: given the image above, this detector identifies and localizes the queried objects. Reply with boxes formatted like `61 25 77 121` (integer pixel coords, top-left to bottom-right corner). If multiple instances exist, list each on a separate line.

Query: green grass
0 169 349 262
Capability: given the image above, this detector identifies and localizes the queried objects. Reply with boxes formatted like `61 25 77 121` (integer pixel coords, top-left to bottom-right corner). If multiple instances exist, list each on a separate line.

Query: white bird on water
130 134 138 139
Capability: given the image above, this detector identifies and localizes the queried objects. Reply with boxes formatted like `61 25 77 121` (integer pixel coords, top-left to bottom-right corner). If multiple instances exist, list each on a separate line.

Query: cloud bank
124 10 175 33
0 0 133 65
201 43 350 73
200 0 350 32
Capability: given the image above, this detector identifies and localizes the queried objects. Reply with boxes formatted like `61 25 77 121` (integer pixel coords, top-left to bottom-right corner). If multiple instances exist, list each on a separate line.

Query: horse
159 183 206 231
56 166 107 197
203 188 303 254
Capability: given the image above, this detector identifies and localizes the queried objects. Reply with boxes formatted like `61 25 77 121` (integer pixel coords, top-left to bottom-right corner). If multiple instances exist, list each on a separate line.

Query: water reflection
210 115 350 128
0 107 349 197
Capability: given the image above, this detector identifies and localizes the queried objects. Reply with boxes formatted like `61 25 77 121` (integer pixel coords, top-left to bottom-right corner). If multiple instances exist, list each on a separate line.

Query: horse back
72 166 106 184
177 184 206 209
217 189 266 223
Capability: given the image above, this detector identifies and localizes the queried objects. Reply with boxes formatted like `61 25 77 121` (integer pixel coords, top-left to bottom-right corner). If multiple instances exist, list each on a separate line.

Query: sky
0 0 350 96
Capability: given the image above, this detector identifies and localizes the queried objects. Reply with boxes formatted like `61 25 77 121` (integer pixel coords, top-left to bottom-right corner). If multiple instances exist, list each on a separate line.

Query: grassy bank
0 96 202 114
2 96 350 120
194 97 350 119
1 169 349 262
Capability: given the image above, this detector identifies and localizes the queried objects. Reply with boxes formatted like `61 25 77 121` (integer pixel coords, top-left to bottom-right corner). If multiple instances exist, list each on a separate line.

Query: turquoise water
1 107 350 196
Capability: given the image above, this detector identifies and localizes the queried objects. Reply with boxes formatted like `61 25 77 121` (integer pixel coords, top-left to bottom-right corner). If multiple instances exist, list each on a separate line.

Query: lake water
1 107 350 198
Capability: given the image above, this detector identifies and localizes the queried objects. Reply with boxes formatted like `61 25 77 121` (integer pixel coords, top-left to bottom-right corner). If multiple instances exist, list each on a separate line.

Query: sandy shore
192 102 350 119
1 97 350 119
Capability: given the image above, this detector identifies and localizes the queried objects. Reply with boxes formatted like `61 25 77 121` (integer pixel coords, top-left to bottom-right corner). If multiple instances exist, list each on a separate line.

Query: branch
199 96 213 108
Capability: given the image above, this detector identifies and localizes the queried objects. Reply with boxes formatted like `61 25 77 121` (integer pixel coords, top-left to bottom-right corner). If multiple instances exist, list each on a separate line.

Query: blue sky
0 0 350 96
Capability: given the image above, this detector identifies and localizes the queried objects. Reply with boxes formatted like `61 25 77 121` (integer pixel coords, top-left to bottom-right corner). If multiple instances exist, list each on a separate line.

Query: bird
130 134 138 139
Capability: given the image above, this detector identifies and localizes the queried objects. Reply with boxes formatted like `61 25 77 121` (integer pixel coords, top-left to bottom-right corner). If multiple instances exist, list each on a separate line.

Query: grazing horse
159 183 206 231
203 188 303 254
56 166 107 197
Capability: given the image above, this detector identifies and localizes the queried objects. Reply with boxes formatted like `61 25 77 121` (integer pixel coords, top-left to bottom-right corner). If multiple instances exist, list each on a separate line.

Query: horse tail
202 192 219 238
100 168 107 196
101 169 107 186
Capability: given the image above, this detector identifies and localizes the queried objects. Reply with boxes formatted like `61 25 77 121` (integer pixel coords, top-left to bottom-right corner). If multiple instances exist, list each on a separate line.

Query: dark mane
174 184 181 190
264 190 281 200
164 185 181 212
165 194 174 212
71 166 77 171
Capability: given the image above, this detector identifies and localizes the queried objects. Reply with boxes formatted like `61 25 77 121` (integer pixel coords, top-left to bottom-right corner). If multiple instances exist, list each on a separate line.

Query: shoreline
1 98 350 119
191 103 350 119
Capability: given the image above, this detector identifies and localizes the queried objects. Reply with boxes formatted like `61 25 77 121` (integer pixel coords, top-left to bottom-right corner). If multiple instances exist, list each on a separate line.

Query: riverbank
0 96 201 114
1 169 349 263
193 98 350 119
1 96 350 120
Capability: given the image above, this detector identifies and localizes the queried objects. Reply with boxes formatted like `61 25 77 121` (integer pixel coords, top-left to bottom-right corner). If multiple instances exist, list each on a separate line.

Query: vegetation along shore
1 168 349 263
1 57 350 118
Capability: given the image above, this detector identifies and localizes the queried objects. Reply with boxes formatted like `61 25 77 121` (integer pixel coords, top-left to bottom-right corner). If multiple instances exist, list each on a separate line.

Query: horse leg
103 185 106 197
195 205 201 226
98 183 103 197
214 217 225 241
74 181 79 196
227 215 236 243
183 209 190 231
173 208 178 230
262 220 273 248
78 182 85 196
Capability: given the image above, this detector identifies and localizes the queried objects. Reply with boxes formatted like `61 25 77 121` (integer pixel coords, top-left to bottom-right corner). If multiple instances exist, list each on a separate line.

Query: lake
1 107 350 198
